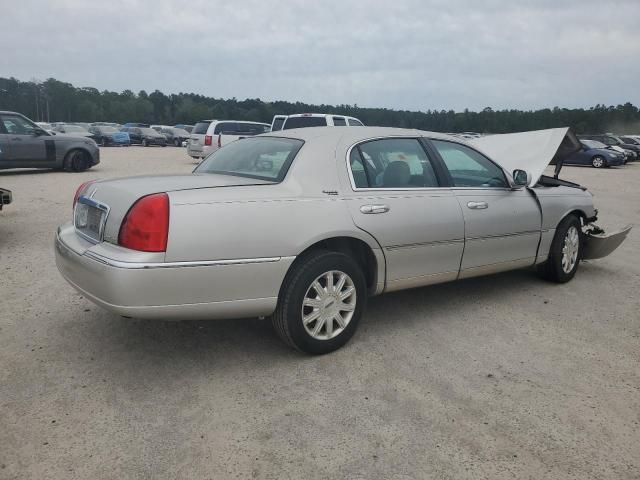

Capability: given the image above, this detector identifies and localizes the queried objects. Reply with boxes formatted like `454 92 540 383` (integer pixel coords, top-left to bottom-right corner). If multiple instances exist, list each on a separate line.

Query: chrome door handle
467 201 488 210
360 204 390 214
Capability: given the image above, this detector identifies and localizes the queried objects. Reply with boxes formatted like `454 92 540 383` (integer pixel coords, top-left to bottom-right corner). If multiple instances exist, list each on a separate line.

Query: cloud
1 0 639 110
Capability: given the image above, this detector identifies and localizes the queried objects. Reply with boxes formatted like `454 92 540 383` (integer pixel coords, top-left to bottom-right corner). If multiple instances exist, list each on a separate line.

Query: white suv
187 120 271 159
279 113 364 130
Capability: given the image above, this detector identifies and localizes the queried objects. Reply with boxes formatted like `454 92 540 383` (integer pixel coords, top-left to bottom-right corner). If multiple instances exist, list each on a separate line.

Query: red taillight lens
118 193 169 252
73 181 95 209
204 135 212 146
217 133 221 148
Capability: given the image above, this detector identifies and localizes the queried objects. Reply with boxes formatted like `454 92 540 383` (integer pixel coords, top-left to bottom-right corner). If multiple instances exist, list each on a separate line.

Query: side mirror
511 169 530 188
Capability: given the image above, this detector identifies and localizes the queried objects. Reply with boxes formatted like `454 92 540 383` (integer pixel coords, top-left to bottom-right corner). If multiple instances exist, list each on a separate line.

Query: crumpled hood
468 128 581 187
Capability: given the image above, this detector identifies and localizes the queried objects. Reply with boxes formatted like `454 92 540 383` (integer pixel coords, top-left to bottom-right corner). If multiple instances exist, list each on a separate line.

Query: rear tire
272 251 367 354
64 149 89 172
142 139 149 147
174 139 180 147
537 215 582 283
591 155 605 168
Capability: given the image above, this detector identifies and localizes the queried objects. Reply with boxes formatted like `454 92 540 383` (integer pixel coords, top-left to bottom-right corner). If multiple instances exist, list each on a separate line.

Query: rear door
429 139 541 278
0 113 54 167
343 137 465 291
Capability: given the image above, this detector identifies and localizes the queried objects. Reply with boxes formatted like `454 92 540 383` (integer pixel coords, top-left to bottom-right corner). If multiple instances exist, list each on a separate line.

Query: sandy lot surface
1 146 638 479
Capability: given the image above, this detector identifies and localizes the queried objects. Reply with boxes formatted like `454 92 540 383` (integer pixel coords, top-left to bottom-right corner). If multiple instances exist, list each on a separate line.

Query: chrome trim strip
385 238 464 251
82 250 282 269
466 230 541 241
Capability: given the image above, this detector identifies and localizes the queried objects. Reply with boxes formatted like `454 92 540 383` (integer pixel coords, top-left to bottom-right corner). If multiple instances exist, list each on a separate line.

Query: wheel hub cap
561 226 580 273
302 270 357 340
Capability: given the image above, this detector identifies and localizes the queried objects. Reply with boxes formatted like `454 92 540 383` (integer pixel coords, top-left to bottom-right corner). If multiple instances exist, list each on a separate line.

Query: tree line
1 76 639 134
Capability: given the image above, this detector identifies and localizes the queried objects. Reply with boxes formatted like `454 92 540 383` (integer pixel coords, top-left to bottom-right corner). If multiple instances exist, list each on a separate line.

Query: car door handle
467 201 488 210
360 204 390 214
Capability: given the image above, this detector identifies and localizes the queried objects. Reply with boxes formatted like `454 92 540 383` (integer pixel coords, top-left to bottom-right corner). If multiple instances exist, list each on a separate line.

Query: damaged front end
582 223 632 260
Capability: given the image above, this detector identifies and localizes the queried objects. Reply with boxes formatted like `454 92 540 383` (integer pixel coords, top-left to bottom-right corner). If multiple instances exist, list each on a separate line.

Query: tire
142 139 149 147
591 156 605 168
272 250 367 354
537 215 582 283
64 149 89 172
174 139 180 147
161 143 166 147
100 137 107 147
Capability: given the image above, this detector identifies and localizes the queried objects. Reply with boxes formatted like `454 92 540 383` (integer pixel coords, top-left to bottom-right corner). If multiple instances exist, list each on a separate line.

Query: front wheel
100 137 107 147
591 155 605 168
272 251 367 354
64 149 89 172
537 215 582 283
174 139 180 147
142 139 149 147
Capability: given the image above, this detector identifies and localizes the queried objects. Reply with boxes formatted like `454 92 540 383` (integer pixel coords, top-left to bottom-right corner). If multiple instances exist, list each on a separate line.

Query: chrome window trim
74 196 110 244
345 136 449 192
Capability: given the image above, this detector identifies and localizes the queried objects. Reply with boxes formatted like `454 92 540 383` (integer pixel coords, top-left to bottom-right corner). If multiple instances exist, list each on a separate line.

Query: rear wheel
272 251 366 354
64 149 89 172
142 139 149 147
591 155 605 168
174 139 180 147
537 215 582 283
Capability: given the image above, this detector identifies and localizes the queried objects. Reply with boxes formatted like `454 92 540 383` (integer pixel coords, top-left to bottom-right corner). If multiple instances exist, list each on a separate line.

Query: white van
187 120 271 159
281 113 364 130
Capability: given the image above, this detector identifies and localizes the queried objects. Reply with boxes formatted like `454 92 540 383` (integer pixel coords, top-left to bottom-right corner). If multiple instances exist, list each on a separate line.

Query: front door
343 137 465 291
429 139 541 278
0 113 53 167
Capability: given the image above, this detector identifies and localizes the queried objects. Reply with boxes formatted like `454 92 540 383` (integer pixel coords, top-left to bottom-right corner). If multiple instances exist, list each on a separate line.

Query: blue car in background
88 125 130 146
565 140 625 168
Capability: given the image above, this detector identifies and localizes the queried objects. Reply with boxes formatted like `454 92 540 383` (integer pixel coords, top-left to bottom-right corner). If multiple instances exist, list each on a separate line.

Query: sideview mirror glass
512 169 530 187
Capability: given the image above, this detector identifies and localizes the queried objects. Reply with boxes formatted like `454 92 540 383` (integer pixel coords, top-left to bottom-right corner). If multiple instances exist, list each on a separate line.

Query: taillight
204 135 212 146
217 133 222 148
118 193 169 252
73 181 95 209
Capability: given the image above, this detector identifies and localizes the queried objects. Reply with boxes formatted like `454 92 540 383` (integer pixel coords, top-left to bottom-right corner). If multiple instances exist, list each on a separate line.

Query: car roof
262 126 463 144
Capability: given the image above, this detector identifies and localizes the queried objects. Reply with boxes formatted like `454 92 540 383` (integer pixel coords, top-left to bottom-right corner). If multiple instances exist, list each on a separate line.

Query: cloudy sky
2 0 639 111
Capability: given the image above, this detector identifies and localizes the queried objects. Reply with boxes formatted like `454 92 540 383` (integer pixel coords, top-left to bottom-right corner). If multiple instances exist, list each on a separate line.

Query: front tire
537 215 582 283
100 137 107 147
174 139 180 147
591 155 605 168
272 251 367 354
142 139 149 147
64 149 89 172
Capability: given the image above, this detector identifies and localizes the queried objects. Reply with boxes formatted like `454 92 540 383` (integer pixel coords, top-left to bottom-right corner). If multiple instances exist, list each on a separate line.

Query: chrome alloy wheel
561 226 580 273
301 270 357 340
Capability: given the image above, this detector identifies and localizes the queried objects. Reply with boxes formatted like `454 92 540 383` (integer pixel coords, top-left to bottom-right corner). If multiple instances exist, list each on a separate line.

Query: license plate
74 198 108 242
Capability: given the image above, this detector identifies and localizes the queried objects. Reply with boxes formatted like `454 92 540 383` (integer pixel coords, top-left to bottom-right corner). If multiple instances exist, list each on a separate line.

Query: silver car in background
55 127 630 354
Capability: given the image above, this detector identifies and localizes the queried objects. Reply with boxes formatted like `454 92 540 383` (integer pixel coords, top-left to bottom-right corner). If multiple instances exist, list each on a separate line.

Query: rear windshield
195 137 304 182
272 117 285 131
192 121 212 134
282 116 327 129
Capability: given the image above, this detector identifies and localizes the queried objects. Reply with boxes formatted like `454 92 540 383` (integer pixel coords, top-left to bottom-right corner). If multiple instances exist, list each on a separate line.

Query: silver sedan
55 127 630 354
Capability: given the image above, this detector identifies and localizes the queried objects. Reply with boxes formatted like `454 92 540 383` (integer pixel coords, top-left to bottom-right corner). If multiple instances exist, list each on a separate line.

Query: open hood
468 128 581 187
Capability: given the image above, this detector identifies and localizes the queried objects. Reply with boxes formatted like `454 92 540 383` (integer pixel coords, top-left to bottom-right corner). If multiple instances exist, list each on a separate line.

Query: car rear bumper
54 224 292 320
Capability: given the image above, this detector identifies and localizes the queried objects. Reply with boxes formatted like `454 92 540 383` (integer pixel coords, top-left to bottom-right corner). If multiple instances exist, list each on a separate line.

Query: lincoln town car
55 127 630 354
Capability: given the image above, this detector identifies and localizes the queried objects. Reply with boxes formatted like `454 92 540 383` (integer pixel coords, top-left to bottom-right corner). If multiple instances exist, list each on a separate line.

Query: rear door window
192 121 212 135
214 122 239 135
333 117 347 126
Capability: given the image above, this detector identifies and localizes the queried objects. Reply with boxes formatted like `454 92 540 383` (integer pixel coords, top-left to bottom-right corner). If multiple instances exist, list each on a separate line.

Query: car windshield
140 128 159 135
195 137 304 182
620 137 639 145
100 126 118 133
283 116 327 129
582 140 606 149
172 128 190 136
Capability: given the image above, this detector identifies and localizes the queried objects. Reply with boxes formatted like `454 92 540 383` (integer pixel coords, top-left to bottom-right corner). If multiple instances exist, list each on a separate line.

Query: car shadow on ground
68 267 558 368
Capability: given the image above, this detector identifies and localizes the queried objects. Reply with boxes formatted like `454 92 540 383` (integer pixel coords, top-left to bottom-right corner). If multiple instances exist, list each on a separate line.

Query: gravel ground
1 146 639 480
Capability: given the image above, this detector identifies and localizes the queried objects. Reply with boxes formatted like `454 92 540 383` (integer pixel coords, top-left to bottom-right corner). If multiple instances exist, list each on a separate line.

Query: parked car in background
187 120 270 159
579 134 639 161
159 127 191 147
121 127 166 147
122 122 150 128
35 122 54 132
174 124 194 133
53 124 93 138
67 122 92 130
271 115 287 132
55 127 630 354
564 140 626 168
0 111 99 171
88 125 131 146
281 113 364 130
0 187 12 210
91 122 121 129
